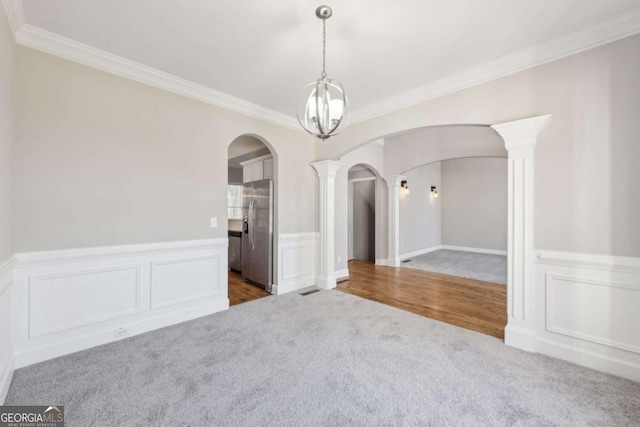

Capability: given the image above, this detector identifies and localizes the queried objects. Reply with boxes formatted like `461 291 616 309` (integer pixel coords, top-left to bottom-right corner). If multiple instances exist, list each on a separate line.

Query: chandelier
297 5 350 140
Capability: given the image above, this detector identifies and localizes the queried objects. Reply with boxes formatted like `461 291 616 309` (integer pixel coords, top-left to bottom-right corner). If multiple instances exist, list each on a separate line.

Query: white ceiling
17 0 640 121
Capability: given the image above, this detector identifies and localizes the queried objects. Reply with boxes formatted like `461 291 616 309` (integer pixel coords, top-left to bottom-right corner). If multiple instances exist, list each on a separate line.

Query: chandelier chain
321 18 327 79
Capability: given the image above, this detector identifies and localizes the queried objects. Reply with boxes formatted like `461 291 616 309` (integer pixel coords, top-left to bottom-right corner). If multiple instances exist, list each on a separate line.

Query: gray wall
14 47 317 252
352 180 375 262
384 126 506 176
228 167 243 184
441 157 507 251
0 14 14 262
320 34 640 258
399 162 441 255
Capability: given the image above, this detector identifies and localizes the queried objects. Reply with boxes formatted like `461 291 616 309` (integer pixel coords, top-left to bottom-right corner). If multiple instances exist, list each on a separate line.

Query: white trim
350 10 640 123
504 324 537 353
239 154 274 167
0 353 13 405
12 239 229 368
13 24 299 130
534 250 640 382
312 161 344 290
536 337 640 383
277 232 318 242
0 256 16 296
276 233 318 295
440 245 507 256
400 245 442 261
334 269 349 281
375 259 387 266
6 0 638 130
349 177 376 183
0 0 25 36
15 298 228 369
14 238 228 267
535 250 640 273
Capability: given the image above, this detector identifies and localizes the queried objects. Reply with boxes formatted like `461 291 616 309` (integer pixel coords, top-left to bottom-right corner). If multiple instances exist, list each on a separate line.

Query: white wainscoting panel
276 233 318 294
535 250 640 382
12 239 229 368
29 265 141 338
0 256 15 404
151 256 221 309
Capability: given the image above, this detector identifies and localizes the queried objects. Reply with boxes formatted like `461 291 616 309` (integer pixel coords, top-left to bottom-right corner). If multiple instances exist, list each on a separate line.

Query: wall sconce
401 180 409 194
431 186 438 198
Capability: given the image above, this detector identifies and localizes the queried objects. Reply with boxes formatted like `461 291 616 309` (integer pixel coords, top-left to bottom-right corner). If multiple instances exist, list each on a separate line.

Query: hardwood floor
337 260 507 339
228 270 271 306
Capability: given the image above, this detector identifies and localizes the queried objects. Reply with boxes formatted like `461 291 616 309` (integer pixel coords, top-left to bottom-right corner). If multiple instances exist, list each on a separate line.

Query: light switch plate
210 217 217 228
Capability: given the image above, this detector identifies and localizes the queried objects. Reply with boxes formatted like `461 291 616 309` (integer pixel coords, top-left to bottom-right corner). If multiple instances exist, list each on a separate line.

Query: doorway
348 165 377 263
227 135 277 306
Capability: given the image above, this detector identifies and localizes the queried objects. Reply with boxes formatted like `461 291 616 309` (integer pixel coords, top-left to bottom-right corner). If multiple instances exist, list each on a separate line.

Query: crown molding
11 23 299 130
4 1 640 130
0 0 24 36
349 7 640 124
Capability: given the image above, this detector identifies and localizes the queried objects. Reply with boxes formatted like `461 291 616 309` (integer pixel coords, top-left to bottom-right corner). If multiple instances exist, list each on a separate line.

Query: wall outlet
210 217 218 228
114 327 128 338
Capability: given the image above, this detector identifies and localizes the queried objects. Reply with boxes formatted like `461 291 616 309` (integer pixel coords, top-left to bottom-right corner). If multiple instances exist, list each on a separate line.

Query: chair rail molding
311 160 344 290
384 175 406 267
492 114 551 352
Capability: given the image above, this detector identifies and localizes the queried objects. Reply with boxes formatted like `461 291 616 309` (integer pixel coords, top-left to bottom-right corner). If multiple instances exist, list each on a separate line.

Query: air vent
299 289 320 296
402 259 412 263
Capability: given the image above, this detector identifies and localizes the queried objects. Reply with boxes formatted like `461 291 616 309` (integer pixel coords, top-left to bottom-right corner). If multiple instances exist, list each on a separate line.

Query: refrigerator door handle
248 198 253 249
251 197 256 250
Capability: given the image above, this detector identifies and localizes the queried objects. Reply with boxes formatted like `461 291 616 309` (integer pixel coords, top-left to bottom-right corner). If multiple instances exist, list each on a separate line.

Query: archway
312 115 551 350
227 134 279 305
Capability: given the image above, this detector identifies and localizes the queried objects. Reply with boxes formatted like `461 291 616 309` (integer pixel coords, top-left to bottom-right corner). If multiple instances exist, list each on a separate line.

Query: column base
317 274 337 290
386 257 401 267
504 323 537 353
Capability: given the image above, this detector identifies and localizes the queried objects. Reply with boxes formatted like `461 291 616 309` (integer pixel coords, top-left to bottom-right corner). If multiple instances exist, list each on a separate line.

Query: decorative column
492 114 551 352
384 175 405 267
311 160 344 289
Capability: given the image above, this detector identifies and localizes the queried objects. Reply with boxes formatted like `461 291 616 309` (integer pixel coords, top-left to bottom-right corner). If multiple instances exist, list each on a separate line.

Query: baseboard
504 324 537 353
532 249 640 382
536 337 640 383
12 238 230 368
0 353 14 405
274 276 316 295
317 274 337 290
334 269 349 281
375 259 386 266
15 298 228 368
400 245 442 260
440 245 507 256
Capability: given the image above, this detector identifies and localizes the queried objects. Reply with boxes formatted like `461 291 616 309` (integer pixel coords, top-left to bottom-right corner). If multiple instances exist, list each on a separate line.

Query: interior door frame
348 176 377 262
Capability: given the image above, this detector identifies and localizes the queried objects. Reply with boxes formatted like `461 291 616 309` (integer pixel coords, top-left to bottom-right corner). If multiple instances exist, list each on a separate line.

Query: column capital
491 114 551 151
384 175 406 188
311 160 344 178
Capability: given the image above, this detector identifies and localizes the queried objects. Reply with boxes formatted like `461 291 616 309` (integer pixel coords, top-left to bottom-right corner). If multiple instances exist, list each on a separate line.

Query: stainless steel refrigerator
242 179 273 292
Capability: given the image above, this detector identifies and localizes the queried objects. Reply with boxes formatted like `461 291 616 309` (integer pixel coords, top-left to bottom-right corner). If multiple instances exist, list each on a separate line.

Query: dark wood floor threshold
337 260 507 340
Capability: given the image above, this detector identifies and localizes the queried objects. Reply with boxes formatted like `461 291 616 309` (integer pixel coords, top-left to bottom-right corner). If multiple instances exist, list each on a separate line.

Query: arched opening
317 116 550 347
348 164 378 265
227 134 278 305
